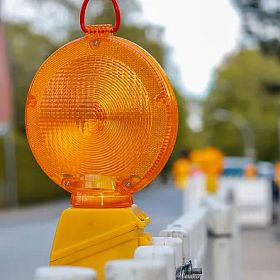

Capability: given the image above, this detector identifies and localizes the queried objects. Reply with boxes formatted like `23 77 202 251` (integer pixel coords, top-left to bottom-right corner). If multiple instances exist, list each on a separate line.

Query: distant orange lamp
172 157 191 190
275 162 280 187
190 147 224 193
25 0 178 208
244 163 257 178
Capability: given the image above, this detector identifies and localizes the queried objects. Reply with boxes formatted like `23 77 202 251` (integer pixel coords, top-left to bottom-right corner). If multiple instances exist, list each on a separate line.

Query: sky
139 0 242 97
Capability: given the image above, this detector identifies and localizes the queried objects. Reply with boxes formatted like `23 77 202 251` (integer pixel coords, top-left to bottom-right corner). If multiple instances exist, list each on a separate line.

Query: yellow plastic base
50 206 151 280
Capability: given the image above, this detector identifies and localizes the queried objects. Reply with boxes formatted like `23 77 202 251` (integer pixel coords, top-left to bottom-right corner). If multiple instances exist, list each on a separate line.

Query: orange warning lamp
191 147 224 175
190 147 224 193
190 149 203 169
172 156 191 190
25 0 178 209
25 1 177 277
244 163 257 178
25 1 178 277
275 162 280 187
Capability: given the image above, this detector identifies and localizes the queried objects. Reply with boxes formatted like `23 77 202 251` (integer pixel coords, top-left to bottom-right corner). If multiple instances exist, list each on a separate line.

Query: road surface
242 226 280 280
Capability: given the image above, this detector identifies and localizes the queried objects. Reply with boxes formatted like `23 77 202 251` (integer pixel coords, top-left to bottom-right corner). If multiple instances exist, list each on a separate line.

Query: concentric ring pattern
25 34 178 194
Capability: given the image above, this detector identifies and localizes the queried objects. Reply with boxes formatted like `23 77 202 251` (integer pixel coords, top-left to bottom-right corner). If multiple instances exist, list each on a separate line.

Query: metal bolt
124 181 132 188
64 180 71 187
176 261 202 280
91 40 100 47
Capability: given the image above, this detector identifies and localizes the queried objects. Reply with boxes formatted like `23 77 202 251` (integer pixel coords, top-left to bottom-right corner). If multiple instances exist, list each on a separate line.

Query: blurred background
1 0 280 279
2 0 280 205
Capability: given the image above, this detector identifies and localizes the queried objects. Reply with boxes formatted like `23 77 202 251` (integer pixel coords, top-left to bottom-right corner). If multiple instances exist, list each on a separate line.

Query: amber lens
26 29 178 205
191 147 224 174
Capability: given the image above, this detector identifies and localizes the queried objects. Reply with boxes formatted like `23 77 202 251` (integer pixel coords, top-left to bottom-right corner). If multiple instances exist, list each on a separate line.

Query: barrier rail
219 176 272 227
34 266 97 280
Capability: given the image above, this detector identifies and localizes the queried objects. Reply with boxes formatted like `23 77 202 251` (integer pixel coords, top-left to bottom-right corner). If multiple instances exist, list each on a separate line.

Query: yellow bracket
50 206 151 280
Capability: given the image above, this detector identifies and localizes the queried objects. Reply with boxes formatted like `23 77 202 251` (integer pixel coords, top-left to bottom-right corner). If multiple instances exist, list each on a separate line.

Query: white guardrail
34 173 273 280
219 176 272 227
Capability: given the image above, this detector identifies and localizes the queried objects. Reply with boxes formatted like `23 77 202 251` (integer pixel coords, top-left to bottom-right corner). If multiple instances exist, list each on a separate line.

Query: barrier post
105 259 168 280
34 266 97 280
134 246 175 280
205 198 242 280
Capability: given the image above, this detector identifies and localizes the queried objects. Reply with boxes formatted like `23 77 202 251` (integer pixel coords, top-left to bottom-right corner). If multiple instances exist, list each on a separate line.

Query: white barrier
183 174 206 213
135 246 175 280
152 237 183 268
219 176 272 227
34 266 97 280
105 259 168 280
159 207 208 267
205 197 241 280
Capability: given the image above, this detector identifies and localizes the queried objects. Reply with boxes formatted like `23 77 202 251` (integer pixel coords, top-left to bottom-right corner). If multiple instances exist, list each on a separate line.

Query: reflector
26 25 178 207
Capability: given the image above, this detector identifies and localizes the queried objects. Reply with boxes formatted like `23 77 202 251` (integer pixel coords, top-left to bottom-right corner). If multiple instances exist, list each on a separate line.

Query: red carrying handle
80 0 121 33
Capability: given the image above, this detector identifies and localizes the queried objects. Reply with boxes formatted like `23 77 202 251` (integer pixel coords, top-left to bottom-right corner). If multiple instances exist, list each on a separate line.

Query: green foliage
184 99 208 150
15 133 67 204
205 48 280 160
172 91 188 158
0 133 66 206
233 0 280 58
6 23 59 131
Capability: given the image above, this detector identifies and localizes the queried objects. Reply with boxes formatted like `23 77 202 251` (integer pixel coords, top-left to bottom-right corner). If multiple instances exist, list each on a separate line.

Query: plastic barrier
219 176 272 227
105 259 168 280
159 207 208 268
135 246 175 280
34 266 97 280
152 237 183 268
183 174 206 213
205 197 242 280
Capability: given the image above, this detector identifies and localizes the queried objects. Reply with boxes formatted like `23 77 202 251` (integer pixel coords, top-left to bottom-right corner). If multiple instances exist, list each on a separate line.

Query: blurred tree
233 0 280 58
185 98 207 149
6 23 59 131
205 48 280 160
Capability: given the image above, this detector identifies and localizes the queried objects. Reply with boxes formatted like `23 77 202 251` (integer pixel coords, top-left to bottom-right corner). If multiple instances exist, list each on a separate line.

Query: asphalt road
242 226 280 280
0 181 182 280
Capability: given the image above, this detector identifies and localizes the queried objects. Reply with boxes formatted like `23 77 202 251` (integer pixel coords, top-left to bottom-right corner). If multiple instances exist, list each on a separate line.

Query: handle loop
80 0 121 33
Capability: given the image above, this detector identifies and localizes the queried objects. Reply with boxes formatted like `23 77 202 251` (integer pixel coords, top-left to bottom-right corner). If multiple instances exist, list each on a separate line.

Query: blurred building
0 24 12 129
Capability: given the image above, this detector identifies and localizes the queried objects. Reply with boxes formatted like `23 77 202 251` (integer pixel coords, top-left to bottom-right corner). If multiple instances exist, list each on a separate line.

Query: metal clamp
176 260 202 280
